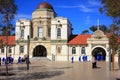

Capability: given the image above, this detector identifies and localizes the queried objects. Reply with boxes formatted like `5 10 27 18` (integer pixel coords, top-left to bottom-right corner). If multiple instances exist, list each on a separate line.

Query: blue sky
15 0 112 34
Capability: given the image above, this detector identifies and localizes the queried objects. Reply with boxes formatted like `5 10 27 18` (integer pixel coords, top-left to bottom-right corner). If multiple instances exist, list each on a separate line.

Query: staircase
31 57 51 61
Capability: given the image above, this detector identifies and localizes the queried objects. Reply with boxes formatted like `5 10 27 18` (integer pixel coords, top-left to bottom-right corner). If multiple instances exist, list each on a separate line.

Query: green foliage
100 0 120 24
0 0 17 22
89 26 97 32
110 24 119 36
81 30 89 34
108 24 120 56
89 25 109 33
0 0 17 35
109 34 119 54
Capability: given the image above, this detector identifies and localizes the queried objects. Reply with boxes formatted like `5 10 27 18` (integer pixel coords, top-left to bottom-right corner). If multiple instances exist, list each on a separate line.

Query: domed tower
32 1 57 40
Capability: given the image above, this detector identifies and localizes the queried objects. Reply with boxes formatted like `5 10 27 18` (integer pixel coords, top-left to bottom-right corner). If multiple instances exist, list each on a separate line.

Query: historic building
0 1 119 61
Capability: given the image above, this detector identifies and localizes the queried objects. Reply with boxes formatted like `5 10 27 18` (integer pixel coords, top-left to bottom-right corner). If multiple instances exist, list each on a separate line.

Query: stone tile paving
0 60 120 80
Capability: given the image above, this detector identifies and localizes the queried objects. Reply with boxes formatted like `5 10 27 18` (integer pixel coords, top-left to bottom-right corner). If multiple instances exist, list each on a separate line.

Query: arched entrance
33 45 47 57
92 47 106 61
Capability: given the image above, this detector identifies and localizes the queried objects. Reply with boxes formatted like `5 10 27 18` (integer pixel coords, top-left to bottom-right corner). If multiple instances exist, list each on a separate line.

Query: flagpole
97 19 100 30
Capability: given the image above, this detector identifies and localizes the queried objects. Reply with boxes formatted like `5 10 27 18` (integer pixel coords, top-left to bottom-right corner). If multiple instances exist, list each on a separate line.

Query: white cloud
56 5 93 13
88 0 100 6
15 14 31 20
79 5 93 12
56 0 101 13
56 5 80 8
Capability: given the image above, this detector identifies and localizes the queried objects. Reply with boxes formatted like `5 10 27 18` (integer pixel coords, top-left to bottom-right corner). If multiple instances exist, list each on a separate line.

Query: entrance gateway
92 47 106 61
33 45 47 57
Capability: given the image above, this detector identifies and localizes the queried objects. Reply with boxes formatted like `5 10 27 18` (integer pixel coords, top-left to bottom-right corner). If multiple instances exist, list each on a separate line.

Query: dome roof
36 2 53 10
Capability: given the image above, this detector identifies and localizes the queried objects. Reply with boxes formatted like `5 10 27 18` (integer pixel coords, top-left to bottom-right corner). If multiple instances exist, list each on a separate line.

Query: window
81 47 86 54
20 46 24 53
72 47 76 54
21 29 24 38
38 27 43 38
57 28 61 37
8 47 12 53
1 47 4 53
57 47 61 53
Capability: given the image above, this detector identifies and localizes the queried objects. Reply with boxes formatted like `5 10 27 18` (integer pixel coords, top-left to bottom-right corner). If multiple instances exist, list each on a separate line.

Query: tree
109 25 120 70
0 0 17 35
89 25 109 33
1 26 15 36
100 0 120 70
0 0 17 75
100 0 120 25
89 26 97 32
81 30 89 34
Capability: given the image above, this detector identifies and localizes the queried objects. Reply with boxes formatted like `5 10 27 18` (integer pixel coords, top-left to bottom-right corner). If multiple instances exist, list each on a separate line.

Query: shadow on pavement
0 71 64 80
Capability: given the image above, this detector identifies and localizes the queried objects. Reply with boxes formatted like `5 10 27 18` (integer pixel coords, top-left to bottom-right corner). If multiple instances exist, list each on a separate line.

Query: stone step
31 57 51 61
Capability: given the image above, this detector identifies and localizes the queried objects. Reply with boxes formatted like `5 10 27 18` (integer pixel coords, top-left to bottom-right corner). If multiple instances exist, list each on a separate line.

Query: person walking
71 56 74 63
92 55 97 68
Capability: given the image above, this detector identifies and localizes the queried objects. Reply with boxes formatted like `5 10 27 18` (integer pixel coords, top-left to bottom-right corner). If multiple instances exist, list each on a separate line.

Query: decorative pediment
91 30 106 39
87 30 109 44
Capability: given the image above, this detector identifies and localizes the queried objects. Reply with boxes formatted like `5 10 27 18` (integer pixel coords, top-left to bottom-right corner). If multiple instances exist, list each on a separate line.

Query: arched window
57 28 61 37
81 47 86 54
21 29 24 38
72 47 76 54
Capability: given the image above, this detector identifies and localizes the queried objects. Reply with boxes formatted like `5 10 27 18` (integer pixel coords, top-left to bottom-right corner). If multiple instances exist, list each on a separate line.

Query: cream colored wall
0 46 16 59
51 17 72 40
32 10 55 19
61 45 68 55
32 10 48 18
67 44 113 62
32 11 53 39
51 19 57 40
16 19 31 40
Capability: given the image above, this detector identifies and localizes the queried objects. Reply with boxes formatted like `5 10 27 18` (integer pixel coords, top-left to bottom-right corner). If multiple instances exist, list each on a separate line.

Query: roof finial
97 19 100 30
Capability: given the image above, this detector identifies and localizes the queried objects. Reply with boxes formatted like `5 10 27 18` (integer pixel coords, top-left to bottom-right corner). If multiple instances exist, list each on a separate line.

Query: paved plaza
0 60 120 80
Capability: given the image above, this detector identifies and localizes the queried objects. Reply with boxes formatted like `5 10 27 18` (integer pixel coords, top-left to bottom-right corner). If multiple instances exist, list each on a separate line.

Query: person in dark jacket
92 55 97 68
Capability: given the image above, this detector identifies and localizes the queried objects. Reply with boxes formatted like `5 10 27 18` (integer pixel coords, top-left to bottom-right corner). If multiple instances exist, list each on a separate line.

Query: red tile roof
67 34 91 45
0 36 15 46
68 34 120 45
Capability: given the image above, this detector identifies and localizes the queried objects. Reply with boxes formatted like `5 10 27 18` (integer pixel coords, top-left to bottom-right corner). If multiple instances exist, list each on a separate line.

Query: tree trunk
118 55 120 69
112 51 116 71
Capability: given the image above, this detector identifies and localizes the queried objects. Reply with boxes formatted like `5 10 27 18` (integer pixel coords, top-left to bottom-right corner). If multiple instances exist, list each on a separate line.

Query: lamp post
27 35 30 70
